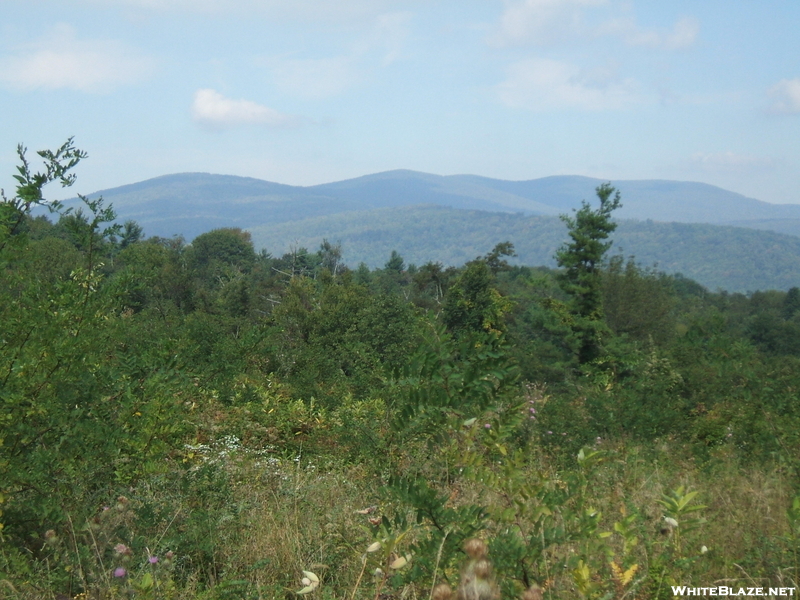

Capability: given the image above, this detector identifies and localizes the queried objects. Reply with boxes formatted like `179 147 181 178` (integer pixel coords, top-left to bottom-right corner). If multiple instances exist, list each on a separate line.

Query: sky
0 0 799 204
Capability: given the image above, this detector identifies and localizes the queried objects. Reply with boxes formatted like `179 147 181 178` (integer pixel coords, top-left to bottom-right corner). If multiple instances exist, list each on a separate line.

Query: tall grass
2 423 797 599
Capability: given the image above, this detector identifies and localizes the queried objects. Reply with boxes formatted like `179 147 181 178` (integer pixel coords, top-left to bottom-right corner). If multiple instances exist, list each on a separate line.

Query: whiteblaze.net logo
672 587 796 597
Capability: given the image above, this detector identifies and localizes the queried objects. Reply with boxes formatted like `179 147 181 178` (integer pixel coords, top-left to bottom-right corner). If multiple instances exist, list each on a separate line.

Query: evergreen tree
555 183 621 364
385 249 405 272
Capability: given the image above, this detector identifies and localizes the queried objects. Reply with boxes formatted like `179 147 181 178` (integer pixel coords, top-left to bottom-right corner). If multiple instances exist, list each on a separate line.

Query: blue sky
1 0 799 204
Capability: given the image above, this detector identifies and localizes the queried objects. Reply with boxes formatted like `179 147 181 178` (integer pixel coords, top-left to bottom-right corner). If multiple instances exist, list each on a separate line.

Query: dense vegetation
65 171 800 293
248 206 800 293
2 142 800 599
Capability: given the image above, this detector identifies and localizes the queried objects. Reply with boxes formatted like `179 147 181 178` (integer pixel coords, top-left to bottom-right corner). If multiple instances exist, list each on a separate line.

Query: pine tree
555 183 621 364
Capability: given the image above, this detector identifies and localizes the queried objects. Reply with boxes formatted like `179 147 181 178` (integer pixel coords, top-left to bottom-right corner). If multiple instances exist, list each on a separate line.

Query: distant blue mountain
78 170 800 241
63 170 800 291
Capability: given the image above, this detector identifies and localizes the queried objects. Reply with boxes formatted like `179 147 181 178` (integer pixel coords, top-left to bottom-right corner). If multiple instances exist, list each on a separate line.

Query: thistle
457 539 498 600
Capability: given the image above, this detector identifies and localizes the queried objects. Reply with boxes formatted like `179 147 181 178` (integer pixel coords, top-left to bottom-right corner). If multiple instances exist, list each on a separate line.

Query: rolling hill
65 170 800 292
78 170 800 240
247 205 800 293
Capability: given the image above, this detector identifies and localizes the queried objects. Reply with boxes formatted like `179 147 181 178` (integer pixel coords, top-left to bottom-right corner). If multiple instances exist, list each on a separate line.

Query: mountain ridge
71 169 800 231
58 170 800 292
246 204 800 293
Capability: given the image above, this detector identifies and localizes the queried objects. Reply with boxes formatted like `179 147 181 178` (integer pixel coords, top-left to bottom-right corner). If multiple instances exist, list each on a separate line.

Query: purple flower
149 555 159 564
113 567 127 578
484 423 491 429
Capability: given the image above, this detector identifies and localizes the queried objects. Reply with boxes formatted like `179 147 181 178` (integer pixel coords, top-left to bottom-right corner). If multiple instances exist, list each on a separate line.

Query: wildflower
44 530 58 546
148 555 159 564
114 543 132 556
459 540 498 600
113 567 127 578
473 559 492 579
432 583 453 600
484 424 491 429
464 538 488 559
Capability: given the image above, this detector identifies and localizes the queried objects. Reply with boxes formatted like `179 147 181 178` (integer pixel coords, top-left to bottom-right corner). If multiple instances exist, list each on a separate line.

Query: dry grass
2 437 797 599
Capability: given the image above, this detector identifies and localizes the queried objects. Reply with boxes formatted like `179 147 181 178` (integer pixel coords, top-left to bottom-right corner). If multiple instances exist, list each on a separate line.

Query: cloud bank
261 11 411 100
596 16 699 49
191 88 297 129
489 0 698 50
497 57 640 111
78 0 407 21
489 0 605 47
0 24 153 92
768 79 800 114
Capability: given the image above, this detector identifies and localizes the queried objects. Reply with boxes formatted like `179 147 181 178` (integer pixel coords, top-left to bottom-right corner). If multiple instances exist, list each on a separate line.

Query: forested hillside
77 171 800 240
67 171 800 293
248 205 800 292
3 142 800 599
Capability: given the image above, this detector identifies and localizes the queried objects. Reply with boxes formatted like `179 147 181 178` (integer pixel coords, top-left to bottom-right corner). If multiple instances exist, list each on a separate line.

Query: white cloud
665 17 700 49
0 23 153 92
596 16 698 49
768 78 800 114
262 12 411 100
489 1 698 50
78 0 405 21
367 12 412 66
497 57 640 110
191 89 297 129
489 0 607 47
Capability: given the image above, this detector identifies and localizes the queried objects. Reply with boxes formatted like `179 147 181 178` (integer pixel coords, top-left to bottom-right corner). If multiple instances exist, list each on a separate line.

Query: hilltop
70 170 800 292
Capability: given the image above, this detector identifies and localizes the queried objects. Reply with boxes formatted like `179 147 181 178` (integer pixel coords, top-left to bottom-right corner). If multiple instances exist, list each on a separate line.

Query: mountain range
70 170 800 292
